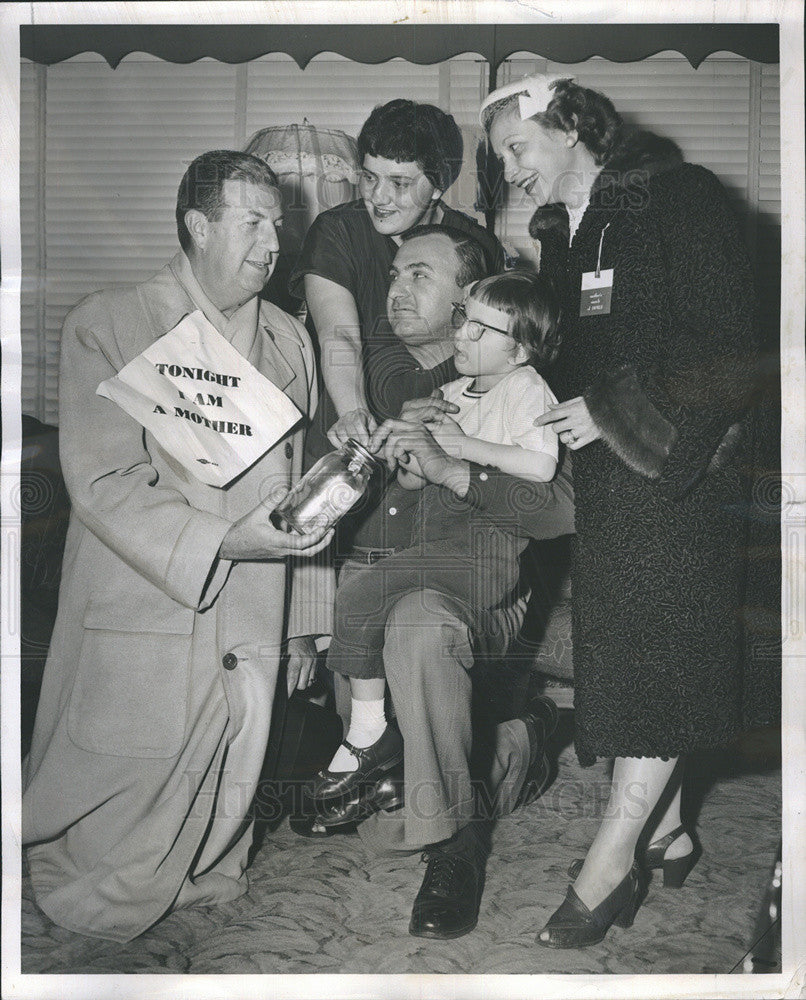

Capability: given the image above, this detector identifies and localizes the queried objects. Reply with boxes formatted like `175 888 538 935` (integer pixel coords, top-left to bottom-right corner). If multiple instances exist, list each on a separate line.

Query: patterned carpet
20 715 781 977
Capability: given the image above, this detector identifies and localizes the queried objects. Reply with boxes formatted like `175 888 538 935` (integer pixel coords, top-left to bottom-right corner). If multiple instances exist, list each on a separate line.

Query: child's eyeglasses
451 301 513 341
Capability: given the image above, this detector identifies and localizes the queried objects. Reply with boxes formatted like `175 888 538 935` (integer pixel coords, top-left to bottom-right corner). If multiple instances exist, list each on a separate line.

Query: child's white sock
329 698 387 772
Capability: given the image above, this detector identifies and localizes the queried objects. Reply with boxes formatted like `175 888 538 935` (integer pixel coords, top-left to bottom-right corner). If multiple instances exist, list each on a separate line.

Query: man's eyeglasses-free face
451 301 514 341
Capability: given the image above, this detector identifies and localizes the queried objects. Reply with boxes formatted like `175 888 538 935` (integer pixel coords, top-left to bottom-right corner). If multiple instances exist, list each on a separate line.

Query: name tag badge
580 269 614 316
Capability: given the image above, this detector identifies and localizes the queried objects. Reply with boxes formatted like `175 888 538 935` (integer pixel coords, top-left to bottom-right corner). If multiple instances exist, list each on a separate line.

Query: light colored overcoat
22 253 332 942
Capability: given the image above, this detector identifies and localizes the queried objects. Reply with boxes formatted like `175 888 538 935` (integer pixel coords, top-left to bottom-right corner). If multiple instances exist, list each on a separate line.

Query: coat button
285 441 293 459
222 652 238 671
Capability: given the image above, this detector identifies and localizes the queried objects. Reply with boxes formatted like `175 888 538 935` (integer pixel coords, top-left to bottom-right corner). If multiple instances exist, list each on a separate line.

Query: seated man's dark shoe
515 693 559 809
537 862 646 949
516 751 551 809
317 766 404 827
312 724 403 801
523 693 559 744
409 839 481 939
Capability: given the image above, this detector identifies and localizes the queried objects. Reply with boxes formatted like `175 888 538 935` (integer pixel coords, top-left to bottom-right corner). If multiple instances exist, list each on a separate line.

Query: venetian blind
243 53 487 220
21 55 238 425
757 62 781 332
19 63 40 416
18 52 779 423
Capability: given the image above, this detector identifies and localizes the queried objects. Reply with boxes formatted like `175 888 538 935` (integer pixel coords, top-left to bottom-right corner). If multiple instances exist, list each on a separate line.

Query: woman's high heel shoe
537 862 646 949
643 824 700 888
567 825 699 888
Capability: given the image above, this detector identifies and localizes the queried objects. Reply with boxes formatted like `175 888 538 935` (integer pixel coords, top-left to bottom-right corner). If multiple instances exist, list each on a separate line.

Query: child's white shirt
439 366 559 463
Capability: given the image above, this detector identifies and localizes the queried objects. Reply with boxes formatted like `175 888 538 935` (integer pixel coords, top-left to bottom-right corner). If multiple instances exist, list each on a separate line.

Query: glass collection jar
273 438 381 534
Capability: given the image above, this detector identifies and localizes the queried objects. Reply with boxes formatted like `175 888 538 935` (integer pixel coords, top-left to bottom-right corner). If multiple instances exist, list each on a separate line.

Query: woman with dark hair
290 99 505 448
482 75 775 947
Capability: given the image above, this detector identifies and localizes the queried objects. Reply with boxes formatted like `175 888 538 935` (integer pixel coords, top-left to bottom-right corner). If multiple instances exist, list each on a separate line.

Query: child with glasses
314 271 561 803
402 274 561 486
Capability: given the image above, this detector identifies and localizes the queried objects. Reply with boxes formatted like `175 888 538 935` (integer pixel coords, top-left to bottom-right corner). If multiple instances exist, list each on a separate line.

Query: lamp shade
244 123 361 252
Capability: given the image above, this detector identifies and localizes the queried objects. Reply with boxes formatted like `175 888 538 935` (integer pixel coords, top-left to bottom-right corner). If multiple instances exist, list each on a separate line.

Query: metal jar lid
344 437 382 471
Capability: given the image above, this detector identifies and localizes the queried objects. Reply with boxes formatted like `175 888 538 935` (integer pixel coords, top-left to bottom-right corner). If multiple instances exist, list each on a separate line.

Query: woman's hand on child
534 396 601 449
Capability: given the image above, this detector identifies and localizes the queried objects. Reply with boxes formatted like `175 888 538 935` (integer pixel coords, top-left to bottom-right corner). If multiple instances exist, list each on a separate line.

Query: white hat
479 73 571 127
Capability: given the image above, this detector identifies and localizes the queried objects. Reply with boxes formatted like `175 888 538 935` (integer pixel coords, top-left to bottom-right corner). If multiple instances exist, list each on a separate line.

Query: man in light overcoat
22 150 333 942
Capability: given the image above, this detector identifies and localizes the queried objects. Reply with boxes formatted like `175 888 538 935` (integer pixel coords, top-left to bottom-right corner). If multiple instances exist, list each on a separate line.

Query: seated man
317 224 574 939
22 150 333 942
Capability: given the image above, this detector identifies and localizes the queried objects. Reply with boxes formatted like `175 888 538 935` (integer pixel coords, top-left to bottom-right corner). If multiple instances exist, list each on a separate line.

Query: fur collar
593 128 683 193
529 128 683 238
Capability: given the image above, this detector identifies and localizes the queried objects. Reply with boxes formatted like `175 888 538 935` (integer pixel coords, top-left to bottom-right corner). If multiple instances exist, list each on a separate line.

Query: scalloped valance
20 23 779 71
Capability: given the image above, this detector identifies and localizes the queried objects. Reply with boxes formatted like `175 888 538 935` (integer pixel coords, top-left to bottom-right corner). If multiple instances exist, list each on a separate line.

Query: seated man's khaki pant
353 588 530 855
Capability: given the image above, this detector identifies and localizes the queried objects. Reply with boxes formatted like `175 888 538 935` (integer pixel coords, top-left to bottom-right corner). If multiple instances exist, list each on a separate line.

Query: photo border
2 3 803 998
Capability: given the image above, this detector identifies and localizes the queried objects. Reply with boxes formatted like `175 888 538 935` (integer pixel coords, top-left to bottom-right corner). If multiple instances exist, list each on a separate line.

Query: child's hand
369 417 468 493
399 390 460 428
430 415 466 457
397 468 427 490
396 451 427 489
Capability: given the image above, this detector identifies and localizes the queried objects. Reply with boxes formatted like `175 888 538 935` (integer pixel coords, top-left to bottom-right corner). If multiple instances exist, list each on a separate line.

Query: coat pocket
67 628 191 759
82 577 196 634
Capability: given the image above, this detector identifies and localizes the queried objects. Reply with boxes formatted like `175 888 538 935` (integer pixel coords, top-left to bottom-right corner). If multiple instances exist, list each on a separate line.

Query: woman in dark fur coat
483 75 773 948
